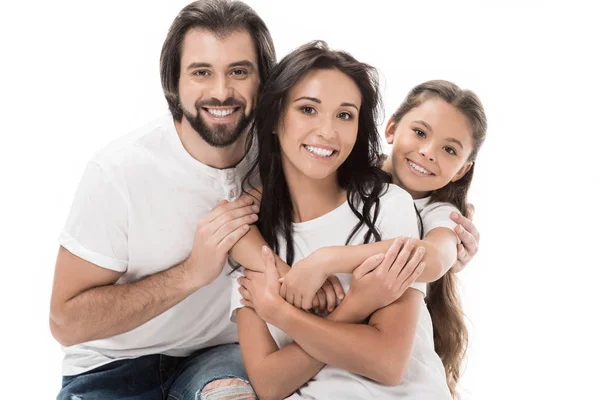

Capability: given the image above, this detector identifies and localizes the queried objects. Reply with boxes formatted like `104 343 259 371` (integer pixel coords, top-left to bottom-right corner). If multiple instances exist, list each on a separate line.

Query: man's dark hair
160 0 276 121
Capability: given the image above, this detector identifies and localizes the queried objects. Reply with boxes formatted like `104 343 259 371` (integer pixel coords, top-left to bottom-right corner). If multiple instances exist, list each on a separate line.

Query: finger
451 211 480 242
328 275 346 300
321 280 336 312
215 224 251 254
378 237 404 272
211 210 259 243
387 237 416 276
301 291 313 311
316 288 327 313
240 299 254 309
280 279 288 299
237 285 252 301
293 293 303 309
353 253 385 279
237 276 250 289
391 244 424 281
397 262 426 296
466 203 475 219
454 225 478 257
312 292 320 310
452 261 467 273
456 244 469 263
204 196 255 224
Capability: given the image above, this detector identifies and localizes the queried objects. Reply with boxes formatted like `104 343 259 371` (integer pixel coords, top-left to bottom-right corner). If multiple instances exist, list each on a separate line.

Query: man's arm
50 197 258 347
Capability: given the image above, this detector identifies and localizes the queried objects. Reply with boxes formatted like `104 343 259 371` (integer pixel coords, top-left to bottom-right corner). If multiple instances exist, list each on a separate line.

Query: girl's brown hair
390 80 487 397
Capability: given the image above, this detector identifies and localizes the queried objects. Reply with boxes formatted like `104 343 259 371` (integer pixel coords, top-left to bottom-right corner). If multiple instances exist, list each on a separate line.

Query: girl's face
386 98 474 198
277 68 361 184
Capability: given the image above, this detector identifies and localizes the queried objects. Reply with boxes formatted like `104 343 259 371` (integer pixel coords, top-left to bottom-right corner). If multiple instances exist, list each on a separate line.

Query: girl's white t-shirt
231 185 452 399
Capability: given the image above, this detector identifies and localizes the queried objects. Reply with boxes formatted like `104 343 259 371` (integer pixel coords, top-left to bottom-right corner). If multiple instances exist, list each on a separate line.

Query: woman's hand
450 203 480 273
238 246 285 323
345 237 425 318
278 247 345 313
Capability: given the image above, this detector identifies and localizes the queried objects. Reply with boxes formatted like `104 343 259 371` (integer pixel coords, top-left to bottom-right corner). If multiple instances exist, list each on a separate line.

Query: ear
384 120 397 145
451 161 473 182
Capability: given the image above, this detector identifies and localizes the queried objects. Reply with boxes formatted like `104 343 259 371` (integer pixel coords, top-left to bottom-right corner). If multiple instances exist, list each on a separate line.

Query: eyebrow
293 96 359 111
186 60 255 71
414 120 464 149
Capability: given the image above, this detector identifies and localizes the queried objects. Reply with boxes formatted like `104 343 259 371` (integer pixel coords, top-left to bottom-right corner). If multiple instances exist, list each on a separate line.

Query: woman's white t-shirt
231 185 452 399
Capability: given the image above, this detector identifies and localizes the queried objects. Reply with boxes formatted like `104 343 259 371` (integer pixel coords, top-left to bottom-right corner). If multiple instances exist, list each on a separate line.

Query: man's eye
194 70 210 77
231 69 248 76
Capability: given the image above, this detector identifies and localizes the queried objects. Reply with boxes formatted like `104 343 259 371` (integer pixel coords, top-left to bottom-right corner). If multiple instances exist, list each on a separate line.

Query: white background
1 0 598 398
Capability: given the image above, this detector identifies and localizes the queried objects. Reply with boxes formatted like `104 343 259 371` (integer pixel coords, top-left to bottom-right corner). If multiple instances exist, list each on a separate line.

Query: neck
382 156 430 199
284 169 346 223
174 118 247 169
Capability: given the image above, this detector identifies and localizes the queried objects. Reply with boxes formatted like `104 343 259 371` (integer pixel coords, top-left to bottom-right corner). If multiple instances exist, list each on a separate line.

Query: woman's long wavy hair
243 41 390 265
390 80 487 398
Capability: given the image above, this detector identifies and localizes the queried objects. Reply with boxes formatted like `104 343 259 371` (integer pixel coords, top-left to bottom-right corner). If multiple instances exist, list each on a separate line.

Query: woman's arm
240 245 426 388
237 265 386 400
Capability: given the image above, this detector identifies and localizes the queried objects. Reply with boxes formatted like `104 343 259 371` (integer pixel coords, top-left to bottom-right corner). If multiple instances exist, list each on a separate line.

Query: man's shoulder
91 114 175 171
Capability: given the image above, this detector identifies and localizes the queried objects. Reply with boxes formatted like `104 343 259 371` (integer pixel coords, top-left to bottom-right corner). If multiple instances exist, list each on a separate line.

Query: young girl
231 41 454 399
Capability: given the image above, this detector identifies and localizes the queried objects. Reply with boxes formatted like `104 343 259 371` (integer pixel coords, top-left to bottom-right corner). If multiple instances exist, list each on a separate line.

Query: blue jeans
57 343 252 400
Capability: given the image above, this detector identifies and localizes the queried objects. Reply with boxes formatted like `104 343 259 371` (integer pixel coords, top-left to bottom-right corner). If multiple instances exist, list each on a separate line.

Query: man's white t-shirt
59 115 252 376
230 185 452 399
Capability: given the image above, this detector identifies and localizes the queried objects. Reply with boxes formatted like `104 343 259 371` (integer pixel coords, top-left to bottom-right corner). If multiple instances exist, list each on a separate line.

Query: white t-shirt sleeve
377 185 427 296
230 268 245 323
59 162 129 272
421 202 461 237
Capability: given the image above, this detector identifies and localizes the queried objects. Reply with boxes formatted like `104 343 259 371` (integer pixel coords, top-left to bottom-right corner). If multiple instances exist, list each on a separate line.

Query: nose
419 142 436 162
316 116 336 140
210 74 233 102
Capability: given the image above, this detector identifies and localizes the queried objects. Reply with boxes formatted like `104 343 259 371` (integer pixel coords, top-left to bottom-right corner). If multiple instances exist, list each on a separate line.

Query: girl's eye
338 111 353 120
443 146 457 156
414 128 426 138
301 106 316 114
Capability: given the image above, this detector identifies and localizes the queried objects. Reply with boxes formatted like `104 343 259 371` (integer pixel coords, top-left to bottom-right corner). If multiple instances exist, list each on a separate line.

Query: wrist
317 247 337 276
180 255 206 294
343 290 372 321
264 296 290 326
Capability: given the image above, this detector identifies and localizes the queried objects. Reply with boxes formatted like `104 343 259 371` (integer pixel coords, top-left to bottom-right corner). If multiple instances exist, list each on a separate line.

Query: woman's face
386 98 474 198
277 68 362 184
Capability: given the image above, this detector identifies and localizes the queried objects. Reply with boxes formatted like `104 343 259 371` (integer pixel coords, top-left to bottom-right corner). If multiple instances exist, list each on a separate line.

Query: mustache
195 97 245 109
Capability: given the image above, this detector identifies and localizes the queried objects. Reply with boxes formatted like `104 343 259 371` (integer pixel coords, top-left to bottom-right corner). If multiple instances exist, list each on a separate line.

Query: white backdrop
1 1 598 398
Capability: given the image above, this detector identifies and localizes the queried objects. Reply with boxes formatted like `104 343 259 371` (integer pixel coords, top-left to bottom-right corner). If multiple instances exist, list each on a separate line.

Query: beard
181 97 253 148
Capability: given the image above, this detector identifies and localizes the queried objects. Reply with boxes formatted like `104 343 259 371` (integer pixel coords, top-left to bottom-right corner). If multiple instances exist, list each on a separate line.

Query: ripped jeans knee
199 378 256 400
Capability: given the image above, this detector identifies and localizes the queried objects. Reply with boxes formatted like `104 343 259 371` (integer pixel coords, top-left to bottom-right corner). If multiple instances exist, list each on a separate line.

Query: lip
405 158 435 176
200 107 241 123
302 144 338 160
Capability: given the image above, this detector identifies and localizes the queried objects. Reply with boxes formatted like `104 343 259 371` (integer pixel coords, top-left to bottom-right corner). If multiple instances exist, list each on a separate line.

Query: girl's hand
450 203 480 273
238 246 285 323
346 237 425 318
279 248 345 312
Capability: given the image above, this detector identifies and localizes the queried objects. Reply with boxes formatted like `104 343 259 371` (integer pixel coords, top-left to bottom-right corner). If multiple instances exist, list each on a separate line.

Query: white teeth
304 145 334 157
408 160 432 175
206 108 235 118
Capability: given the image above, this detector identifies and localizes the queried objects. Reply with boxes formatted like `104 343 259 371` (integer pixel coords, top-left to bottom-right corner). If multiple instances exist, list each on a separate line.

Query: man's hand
238 246 286 323
450 203 480 273
279 248 345 312
184 196 259 290
345 237 425 319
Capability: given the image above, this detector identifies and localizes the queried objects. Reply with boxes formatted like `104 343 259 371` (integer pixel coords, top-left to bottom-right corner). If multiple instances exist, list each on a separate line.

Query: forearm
268 299 389 382
51 262 195 346
323 238 446 283
238 308 324 400
229 225 290 276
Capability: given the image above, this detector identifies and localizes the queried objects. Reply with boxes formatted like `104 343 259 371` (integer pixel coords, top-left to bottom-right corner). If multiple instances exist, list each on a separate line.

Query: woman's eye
301 106 316 114
444 146 457 156
338 112 352 120
414 129 426 137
